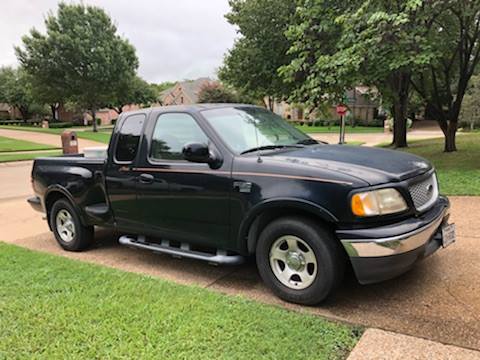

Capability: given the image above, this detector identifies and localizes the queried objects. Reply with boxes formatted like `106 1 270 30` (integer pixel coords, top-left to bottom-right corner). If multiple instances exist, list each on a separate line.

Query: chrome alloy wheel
269 235 317 290
56 209 75 243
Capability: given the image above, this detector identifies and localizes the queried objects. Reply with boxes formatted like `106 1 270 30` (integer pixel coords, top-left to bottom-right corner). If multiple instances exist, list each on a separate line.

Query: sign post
336 104 348 145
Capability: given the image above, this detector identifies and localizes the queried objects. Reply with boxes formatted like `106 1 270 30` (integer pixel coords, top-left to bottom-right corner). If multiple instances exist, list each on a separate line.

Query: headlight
351 188 407 216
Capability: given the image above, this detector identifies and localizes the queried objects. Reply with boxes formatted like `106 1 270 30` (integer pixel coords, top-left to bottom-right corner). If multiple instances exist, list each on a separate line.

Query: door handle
138 173 154 184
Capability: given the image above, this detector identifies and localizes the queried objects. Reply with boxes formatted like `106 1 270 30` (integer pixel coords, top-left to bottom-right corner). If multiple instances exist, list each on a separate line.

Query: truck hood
265 144 432 186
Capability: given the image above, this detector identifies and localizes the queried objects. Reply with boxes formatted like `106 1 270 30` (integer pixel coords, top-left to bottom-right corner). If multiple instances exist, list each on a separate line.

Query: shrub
49 122 74 128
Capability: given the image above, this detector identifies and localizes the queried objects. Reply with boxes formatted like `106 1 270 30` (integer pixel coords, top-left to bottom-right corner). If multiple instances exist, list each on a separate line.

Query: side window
151 113 208 161
115 114 145 162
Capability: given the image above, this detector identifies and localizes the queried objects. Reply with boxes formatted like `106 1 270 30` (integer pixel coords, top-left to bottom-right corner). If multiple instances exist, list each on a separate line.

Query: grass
0 243 360 359
382 133 480 195
0 125 112 144
0 135 58 152
297 125 383 134
0 150 62 163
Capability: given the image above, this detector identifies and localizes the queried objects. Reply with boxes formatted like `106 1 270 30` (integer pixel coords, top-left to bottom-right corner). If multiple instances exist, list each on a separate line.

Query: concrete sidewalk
348 329 480 360
311 129 448 146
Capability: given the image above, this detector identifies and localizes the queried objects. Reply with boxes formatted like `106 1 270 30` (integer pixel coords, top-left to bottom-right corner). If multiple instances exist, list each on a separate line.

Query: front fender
238 197 338 253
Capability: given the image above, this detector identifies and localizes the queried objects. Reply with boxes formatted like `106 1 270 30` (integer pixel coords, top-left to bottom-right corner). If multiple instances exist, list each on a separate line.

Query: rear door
105 112 146 232
135 111 232 248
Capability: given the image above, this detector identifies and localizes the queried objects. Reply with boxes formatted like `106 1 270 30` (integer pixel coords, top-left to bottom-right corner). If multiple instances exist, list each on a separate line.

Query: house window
180 96 184 104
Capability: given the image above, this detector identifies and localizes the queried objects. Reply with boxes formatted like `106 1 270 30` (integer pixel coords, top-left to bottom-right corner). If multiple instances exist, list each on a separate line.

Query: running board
118 235 245 266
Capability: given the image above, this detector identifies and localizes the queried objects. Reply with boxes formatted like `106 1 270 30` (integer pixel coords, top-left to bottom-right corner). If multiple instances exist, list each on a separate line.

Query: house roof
0 103 11 112
160 77 213 104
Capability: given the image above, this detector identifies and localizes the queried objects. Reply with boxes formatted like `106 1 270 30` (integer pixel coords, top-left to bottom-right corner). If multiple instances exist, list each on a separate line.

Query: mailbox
61 131 78 154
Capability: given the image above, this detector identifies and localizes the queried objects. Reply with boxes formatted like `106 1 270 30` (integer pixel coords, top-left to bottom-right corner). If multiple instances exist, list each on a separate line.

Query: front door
105 113 146 232
136 112 232 248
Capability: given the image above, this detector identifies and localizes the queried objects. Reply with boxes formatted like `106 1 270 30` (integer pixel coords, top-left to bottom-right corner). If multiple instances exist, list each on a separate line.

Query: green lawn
297 125 383 134
0 150 63 163
0 135 58 152
386 134 480 195
0 243 361 359
0 125 112 144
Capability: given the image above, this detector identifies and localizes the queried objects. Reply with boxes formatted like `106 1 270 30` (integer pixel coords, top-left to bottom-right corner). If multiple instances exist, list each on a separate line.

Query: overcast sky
0 0 238 83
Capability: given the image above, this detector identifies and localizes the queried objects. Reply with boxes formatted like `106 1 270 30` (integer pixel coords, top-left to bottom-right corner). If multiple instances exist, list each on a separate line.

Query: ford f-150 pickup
28 104 455 305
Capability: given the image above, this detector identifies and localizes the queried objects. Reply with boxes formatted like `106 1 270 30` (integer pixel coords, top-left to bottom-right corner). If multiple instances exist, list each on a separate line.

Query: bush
385 118 413 132
49 122 74 128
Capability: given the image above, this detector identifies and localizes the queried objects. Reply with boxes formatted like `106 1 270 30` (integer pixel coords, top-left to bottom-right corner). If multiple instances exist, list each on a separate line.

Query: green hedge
48 122 74 129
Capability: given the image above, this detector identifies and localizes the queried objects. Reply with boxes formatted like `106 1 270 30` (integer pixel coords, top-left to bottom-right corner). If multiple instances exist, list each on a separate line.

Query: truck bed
32 154 111 226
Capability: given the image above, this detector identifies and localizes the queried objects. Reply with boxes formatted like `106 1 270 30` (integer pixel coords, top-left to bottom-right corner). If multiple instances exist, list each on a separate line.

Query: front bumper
337 196 451 284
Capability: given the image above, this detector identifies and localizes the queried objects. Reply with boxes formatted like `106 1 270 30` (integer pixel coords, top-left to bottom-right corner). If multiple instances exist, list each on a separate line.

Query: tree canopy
108 76 158 114
0 67 44 120
282 0 446 148
197 83 238 103
16 2 138 131
410 0 480 151
218 0 297 109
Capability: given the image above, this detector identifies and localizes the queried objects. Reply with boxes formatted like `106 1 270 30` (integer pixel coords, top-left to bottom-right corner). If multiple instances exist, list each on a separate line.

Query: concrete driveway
1 161 479 353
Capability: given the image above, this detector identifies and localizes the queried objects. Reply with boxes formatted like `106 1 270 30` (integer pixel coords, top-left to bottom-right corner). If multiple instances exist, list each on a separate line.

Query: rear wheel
50 199 94 251
256 216 344 305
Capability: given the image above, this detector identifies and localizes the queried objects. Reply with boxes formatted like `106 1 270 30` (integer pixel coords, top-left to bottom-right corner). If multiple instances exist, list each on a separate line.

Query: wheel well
45 192 70 228
246 207 335 254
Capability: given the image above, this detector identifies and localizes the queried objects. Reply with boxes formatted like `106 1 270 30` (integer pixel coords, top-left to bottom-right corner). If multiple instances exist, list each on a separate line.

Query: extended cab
28 104 455 305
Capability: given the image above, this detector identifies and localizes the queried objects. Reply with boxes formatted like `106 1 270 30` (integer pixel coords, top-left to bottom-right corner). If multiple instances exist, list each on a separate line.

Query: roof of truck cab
122 103 259 117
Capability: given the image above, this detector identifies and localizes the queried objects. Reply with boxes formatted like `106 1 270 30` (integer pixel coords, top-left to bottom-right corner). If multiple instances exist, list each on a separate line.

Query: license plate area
441 223 456 248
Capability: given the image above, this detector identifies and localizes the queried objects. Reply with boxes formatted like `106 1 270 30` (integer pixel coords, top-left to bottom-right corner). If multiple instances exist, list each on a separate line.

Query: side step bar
119 235 245 266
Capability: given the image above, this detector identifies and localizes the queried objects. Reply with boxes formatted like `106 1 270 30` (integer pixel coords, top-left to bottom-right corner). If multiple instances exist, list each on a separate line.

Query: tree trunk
444 121 457 152
91 108 98 132
50 104 57 122
392 97 408 148
389 71 410 148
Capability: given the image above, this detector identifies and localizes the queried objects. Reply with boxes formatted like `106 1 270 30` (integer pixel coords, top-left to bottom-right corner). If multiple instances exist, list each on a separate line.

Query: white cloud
0 0 237 83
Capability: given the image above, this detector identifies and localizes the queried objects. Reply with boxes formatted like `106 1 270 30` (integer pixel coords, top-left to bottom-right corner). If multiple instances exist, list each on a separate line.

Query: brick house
160 78 215 105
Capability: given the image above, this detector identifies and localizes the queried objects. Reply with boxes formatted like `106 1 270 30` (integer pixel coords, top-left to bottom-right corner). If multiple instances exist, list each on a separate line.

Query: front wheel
50 199 94 251
256 216 345 305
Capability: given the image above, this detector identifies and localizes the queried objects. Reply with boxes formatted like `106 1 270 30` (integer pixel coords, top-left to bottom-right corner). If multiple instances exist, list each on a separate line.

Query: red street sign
336 104 348 116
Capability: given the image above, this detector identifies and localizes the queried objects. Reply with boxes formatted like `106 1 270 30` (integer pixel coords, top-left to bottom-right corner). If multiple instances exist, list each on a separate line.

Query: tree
410 0 480 152
16 3 138 131
282 0 445 148
197 83 238 103
0 67 44 120
109 76 158 114
218 0 297 109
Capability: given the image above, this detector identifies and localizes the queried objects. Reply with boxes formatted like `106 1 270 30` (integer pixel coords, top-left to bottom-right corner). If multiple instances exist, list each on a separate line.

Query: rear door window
115 114 145 162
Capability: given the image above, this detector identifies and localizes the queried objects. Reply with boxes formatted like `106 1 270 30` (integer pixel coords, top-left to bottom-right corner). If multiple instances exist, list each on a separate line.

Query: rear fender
44 185 87 229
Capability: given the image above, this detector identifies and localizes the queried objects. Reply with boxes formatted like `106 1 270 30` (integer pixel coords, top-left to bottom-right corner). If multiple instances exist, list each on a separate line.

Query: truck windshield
201 106 316 154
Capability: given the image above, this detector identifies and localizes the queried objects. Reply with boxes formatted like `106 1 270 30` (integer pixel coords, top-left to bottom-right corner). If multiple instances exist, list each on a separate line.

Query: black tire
50 199 94 251
256 216 345 305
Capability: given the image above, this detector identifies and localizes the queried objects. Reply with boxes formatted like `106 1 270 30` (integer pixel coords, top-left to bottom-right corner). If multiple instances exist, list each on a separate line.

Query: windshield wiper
296 138 319 145
240 144 304 155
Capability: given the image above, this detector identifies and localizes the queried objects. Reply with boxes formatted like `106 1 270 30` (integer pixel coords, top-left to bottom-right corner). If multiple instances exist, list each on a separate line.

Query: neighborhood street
1 159 479 353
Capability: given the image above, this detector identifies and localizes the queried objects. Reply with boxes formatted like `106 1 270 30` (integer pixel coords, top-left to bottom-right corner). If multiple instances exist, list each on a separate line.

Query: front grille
408 173 438 212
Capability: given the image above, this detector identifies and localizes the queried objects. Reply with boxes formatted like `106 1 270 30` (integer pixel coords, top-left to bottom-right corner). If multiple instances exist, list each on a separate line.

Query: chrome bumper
340 207 448 258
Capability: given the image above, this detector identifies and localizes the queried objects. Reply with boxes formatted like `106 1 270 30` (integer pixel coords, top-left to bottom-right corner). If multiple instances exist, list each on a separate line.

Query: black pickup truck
28 104 455 305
